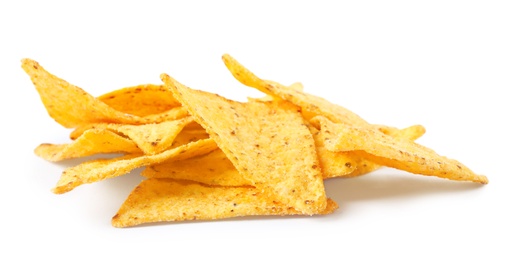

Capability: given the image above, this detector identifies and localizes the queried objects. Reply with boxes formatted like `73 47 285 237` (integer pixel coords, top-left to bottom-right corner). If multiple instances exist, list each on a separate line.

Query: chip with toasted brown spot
314 116 488 184
112 178 338 228
52 138 218 194
98 84 181 117
162 74 328 214
35 129 140 162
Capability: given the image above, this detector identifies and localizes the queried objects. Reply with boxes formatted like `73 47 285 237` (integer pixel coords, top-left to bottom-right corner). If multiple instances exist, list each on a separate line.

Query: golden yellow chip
26 54 488 228
314 116 488 184
247 82 304 102
68 117 193 155
21 59 153 128
343 124 427 177
162 74 328 214
170 128 210 148
98 84 181 117
52 138 218 194
222 54 369 126
142 149 251 186
308 125 357 178
35 129 140 161
140 106 189 123
112 178 338 227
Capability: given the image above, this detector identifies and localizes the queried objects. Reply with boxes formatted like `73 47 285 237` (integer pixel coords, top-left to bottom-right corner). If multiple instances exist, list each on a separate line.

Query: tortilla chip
35 129 140 161
161 74 328 214
98 84 181 117
248 82 304 102
68 117 193 155
21 59 153 128
142 149 251 186
315 116 488 184
308 125 357 178
222 54 369 126
140 106 189 123
112 178 338 227
52 138 218 194
343 124 427 177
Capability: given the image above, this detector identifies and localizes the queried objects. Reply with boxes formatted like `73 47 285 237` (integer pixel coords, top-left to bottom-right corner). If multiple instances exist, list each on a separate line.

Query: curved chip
98 84 181 117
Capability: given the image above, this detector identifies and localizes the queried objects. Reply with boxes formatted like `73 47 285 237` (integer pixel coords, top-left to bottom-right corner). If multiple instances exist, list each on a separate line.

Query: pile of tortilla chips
22 54 488 228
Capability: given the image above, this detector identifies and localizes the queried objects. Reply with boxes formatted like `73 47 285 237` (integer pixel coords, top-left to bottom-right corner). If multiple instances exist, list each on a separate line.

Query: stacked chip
22 54 488 228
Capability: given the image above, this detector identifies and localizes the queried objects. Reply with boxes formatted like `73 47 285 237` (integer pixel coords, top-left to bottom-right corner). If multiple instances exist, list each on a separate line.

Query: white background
1 1 504 259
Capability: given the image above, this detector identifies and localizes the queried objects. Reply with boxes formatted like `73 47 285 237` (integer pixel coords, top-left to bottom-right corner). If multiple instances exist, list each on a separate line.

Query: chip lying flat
112 178 338 228
313 116 488 184
52 138 218 194
162 74 328 214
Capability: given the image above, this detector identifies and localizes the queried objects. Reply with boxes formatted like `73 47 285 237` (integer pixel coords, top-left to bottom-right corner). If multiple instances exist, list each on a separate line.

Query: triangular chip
343 124 427 177
161 74 328 214
68 117 193 155
98 84 181 117
247 82 304 102
222 54 369 126
112 178 338 228
314 116 488 184
52 138 218 194
21 59 150 128
21 59 187 128
142 149 251 186
35 129 140 161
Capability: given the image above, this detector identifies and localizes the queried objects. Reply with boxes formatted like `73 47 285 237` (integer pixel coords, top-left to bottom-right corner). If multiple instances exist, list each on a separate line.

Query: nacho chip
222 54 369 126
52 138 218 194
142 149 251 186
35 129 140 161
248 82 304 102
161 74 328 214
140 106 189 123
314 116 488 184
170 128 210 148
68 117 193 155
21 59 154 128
112 178 338 227
343 124 427 177
308 125 357 178
98 84 181 117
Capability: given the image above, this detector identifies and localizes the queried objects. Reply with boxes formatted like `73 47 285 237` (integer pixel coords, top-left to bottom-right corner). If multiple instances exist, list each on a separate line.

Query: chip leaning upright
161 74 332 215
